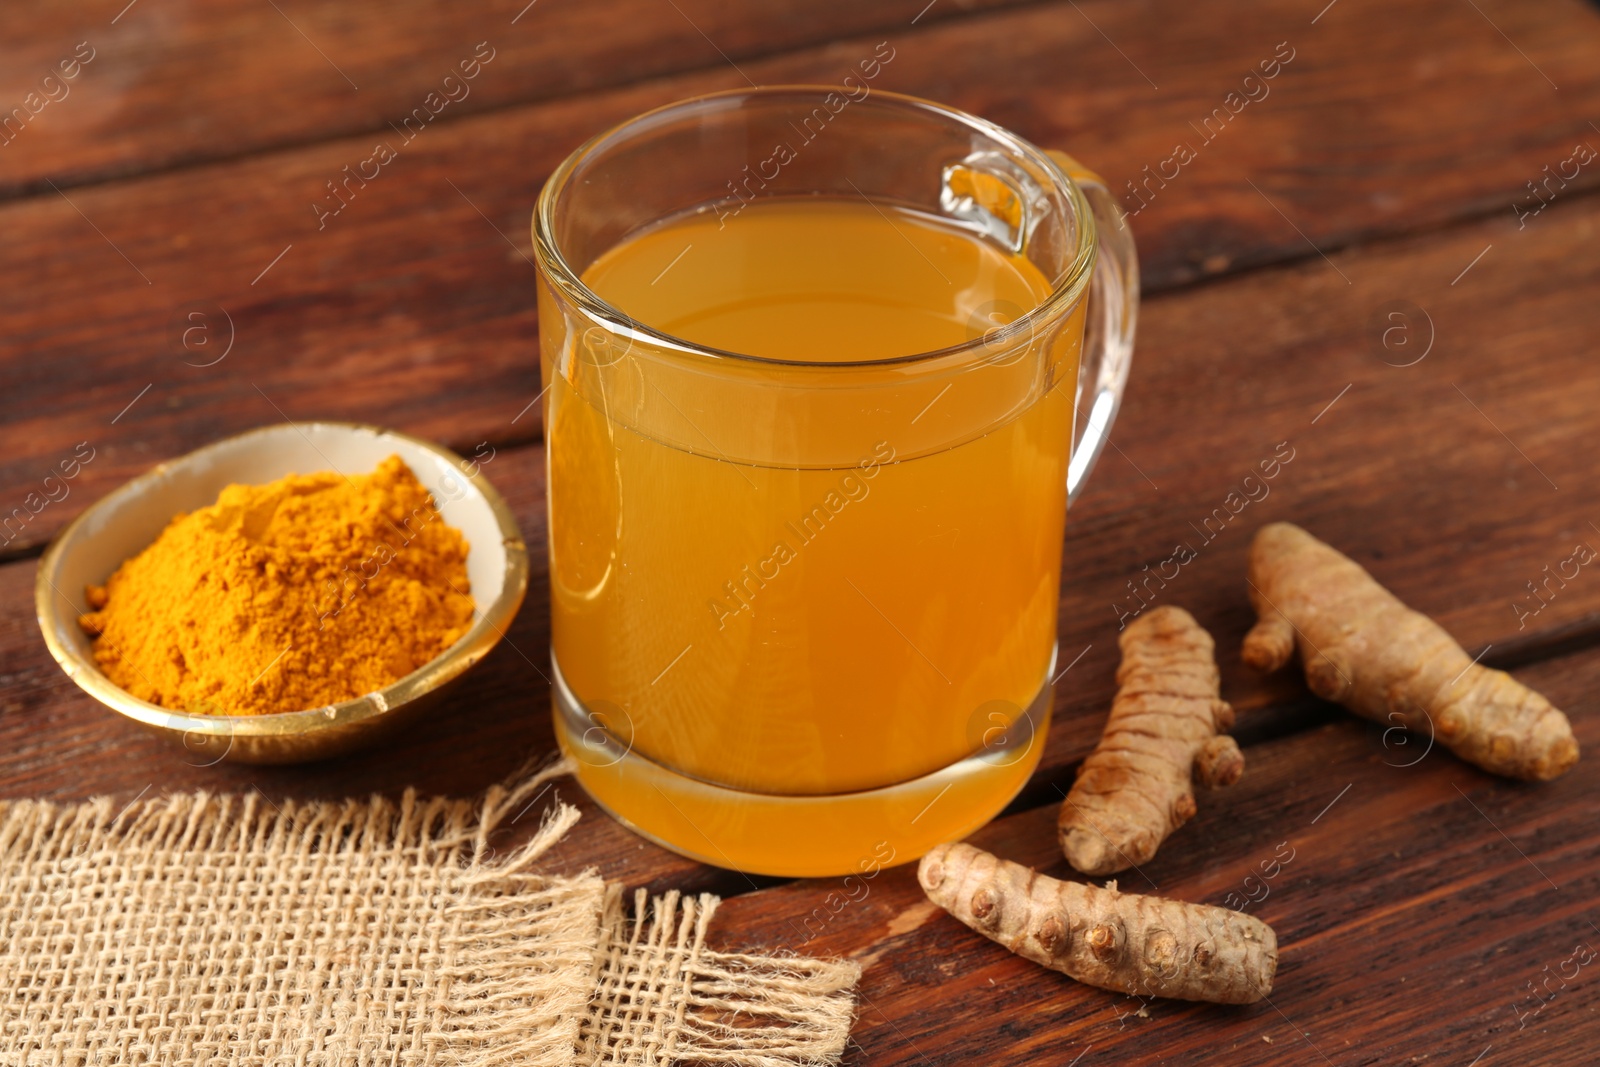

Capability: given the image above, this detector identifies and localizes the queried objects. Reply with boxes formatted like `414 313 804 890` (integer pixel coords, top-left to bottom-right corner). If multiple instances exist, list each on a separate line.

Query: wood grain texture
700 648 1600 1066
4 0 1600 555
4 194 1597 831
0 0 1032 198
0 442 753 895
1 4 1598 1057
1034 187 1600 784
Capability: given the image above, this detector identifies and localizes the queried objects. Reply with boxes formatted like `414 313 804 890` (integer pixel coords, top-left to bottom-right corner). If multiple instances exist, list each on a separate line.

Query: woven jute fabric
580 887 859 1067
0 762 859 1067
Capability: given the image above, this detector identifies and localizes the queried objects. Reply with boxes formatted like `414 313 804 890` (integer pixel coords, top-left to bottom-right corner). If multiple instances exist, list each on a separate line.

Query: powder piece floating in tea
78 455 475 716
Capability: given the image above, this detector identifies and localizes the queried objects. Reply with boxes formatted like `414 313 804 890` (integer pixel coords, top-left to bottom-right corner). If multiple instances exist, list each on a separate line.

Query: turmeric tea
78 455 475 716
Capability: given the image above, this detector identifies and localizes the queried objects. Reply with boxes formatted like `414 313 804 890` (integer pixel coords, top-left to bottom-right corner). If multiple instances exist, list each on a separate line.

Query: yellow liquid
544 199 1080 874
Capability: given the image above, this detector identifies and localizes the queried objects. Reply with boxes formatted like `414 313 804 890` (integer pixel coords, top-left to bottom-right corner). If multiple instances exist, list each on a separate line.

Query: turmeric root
1059 606 1241 876
919 842 1277 1004
1244 522 1578 781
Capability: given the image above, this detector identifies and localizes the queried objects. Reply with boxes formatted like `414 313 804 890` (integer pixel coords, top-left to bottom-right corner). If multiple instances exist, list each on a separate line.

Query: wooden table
4 0 1599 1061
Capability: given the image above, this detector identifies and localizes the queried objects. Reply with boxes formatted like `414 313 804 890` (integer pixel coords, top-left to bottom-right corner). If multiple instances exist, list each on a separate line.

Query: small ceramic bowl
35 423 528 765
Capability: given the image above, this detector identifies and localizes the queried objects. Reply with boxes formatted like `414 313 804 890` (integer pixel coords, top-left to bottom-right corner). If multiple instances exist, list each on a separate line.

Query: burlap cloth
0 761 858 1066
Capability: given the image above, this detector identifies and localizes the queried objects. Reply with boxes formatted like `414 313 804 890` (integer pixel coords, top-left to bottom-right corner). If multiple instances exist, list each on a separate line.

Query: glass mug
533 87 1135 877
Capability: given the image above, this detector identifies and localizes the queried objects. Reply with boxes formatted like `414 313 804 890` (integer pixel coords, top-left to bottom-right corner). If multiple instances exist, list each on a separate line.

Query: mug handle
1046 151 1139 506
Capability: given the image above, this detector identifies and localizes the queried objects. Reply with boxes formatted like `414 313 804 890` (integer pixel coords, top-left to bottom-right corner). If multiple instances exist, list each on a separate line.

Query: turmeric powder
78 455 475 716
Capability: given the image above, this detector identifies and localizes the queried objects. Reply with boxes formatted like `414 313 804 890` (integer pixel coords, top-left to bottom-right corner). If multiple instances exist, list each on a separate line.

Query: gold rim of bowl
33 423 529 754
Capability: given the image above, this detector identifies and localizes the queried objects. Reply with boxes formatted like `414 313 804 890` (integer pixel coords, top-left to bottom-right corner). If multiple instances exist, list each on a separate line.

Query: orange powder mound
78 455 475 716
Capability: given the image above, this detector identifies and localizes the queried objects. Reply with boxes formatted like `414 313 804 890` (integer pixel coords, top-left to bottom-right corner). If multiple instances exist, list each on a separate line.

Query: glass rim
532 85 1099 369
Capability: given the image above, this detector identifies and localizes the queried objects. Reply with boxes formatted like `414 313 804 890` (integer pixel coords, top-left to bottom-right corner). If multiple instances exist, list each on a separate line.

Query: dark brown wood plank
700 648 1600 1066
0 443 742 895
1092 0 1600 286
0 0 1030 198
4 192 1599 848
1036 185 1600 787
1 5 1595 1058
4 0 1600 556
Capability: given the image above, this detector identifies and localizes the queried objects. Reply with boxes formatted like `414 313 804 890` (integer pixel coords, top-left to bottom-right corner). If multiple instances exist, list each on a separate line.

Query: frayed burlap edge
582 885 860 1067
0 759 604 1067
0 758 861 1067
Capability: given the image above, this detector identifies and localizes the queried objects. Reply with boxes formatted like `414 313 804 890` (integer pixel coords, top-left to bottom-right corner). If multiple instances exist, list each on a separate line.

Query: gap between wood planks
6 163 1600 573
7 443 1594 909
0 0 1057 205
5 1 1597 900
